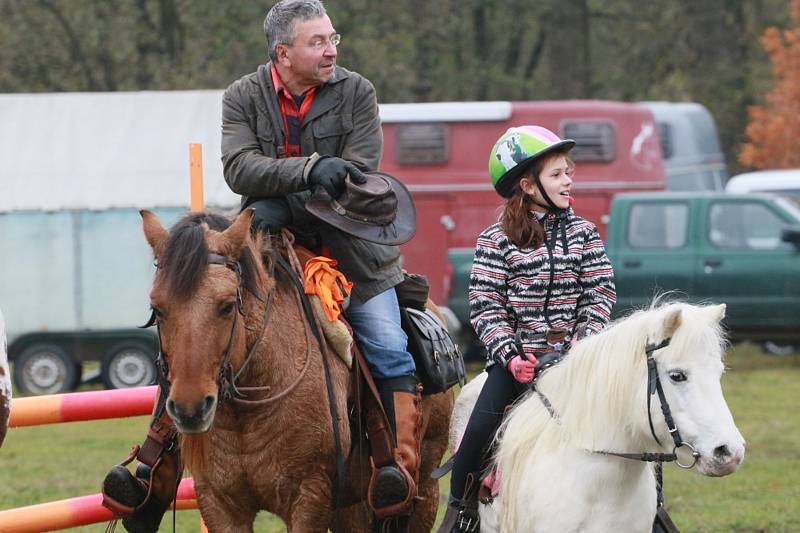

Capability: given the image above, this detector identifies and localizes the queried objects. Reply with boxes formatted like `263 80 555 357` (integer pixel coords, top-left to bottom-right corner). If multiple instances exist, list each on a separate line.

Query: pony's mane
158 212 262 301
495 301 727 531
526 302 724 446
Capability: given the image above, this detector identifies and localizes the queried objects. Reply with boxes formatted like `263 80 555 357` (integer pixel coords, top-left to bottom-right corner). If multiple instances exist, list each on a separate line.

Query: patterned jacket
469 209 616 367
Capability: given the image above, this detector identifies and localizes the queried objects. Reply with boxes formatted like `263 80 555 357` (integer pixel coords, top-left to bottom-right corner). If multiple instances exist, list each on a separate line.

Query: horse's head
648 303 745 477
142 209 263 433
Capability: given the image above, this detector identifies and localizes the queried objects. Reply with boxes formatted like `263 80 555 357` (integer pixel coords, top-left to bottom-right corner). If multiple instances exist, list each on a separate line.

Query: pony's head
142 209 265 433
526 301 745 477
641 302 745 476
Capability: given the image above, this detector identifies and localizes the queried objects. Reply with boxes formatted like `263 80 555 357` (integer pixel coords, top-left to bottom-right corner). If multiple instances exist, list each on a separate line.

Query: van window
627 202 688 249
560 120 616 162
395 123 449 165
708 202 791 250
657 122 674 159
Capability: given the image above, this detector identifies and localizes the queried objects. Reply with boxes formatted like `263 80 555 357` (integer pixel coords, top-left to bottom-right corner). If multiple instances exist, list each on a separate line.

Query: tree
740 0 800 168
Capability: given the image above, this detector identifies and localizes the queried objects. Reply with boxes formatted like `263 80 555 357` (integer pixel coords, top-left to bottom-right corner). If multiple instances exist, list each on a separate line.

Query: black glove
308 157 368 199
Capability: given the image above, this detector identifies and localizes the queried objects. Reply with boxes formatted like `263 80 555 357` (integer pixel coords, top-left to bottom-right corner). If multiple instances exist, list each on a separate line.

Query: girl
439 125 616 532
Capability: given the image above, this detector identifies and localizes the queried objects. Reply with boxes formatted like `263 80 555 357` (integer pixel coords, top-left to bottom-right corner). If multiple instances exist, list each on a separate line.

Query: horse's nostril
203 395 216 412
166 398 176 414
713 445 730 459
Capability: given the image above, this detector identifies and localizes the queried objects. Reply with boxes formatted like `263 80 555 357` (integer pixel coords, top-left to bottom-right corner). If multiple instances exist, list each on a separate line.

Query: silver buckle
457 510 478 532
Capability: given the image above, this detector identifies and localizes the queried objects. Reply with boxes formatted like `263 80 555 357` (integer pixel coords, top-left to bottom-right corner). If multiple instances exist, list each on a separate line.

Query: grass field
1 343 798 532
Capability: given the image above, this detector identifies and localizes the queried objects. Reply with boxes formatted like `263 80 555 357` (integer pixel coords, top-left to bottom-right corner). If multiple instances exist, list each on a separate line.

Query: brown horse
140 208 453 532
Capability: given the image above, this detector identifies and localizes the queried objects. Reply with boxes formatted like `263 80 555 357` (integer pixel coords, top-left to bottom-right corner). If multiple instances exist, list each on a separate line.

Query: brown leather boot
102 407 183 532
392 386 423 487
368 376 423 518
437 472 481 533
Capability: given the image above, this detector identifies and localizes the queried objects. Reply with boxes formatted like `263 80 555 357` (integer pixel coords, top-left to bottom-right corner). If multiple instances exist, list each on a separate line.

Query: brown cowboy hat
305 171 416 246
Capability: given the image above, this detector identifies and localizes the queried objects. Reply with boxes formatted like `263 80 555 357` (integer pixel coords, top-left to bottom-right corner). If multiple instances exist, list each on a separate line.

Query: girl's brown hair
500 151 573 248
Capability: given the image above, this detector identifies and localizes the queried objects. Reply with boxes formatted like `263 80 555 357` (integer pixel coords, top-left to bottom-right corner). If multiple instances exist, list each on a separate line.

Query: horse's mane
494 301 727 531
158 212 263 301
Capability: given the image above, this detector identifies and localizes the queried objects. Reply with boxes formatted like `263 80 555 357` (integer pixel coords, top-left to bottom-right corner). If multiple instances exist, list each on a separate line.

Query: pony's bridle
593 337 701 469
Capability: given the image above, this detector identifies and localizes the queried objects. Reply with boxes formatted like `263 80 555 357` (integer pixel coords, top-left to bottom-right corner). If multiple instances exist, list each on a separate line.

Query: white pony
450 302 745 533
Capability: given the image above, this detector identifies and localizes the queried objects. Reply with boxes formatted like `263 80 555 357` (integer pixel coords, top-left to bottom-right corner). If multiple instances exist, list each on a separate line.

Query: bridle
144 238 348 512
592 337 700 469
143 250 313 406
534 337 700 469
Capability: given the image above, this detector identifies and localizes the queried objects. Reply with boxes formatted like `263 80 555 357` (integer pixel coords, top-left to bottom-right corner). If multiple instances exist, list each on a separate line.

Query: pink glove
507 355 537 384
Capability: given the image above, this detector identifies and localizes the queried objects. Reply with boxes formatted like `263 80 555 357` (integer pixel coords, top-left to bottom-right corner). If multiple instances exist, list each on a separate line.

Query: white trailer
0 90 237 394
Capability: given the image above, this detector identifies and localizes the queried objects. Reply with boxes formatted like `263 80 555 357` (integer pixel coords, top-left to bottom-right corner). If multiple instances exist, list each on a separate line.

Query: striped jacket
469 209 616 367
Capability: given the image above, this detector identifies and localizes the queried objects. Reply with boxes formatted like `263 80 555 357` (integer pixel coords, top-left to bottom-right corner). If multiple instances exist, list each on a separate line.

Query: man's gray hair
264 0 327 62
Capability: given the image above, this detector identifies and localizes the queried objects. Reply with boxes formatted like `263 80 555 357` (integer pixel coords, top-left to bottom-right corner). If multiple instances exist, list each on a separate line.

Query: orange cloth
303 256 353 322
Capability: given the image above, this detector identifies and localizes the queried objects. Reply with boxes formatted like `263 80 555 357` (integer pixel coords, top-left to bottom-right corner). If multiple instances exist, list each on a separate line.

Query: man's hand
308 157 368 199
507 354 537 384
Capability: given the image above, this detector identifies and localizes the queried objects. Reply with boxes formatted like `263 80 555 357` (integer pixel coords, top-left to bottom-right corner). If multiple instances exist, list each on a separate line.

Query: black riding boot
102 387 183 533
438 471 481 533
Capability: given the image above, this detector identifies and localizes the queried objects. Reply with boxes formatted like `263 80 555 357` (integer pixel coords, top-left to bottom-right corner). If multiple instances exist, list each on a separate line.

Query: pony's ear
710 303 726 322
220 208 254 257
141 210 168 258
663 307 682 338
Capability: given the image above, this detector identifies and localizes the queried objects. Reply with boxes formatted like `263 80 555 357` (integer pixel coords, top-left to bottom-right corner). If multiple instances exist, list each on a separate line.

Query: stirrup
368 458 415 518
102 465 148 516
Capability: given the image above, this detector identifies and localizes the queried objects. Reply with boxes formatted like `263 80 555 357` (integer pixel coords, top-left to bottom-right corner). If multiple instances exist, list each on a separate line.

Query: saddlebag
400 306 467 394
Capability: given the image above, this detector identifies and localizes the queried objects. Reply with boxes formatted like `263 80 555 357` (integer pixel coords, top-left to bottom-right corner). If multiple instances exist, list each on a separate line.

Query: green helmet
489 125 576 198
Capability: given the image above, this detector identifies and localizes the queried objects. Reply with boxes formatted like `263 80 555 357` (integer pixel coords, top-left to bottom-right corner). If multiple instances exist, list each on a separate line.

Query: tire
13 343 80 395
101 342 157 389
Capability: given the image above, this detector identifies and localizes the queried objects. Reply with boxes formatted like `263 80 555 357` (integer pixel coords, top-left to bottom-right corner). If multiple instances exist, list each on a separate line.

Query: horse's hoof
371 465 411 509
103 465 147 509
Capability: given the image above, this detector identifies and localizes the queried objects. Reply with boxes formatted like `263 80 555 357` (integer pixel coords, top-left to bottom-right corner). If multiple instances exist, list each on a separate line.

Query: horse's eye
219 301 236 317
152 306 165 320
668 370 687 383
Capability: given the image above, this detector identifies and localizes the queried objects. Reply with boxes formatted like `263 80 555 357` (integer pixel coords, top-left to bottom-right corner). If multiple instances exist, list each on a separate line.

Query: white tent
0 90 238 212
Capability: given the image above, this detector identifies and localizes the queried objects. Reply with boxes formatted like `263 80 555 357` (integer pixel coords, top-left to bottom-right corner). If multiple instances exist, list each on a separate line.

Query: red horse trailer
381 100 666 306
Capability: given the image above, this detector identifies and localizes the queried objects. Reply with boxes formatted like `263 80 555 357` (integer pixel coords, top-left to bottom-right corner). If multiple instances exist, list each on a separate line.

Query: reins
142 231 348 518
533 337 700 469
144 247 314 406
593 337 699 468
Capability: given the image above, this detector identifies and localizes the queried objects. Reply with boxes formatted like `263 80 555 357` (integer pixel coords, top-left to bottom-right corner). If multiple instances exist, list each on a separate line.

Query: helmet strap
533 176 562 213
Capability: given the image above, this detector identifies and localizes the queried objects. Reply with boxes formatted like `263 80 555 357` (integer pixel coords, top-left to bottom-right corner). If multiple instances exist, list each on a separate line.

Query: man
223 0 424 518
101 2 423 530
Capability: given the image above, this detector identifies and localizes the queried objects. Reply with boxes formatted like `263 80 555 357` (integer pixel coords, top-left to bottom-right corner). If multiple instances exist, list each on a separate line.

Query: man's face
279 15 338 89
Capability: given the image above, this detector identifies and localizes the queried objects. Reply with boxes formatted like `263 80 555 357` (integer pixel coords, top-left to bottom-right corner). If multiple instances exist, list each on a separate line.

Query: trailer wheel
13 343 80 395
101 342 156 389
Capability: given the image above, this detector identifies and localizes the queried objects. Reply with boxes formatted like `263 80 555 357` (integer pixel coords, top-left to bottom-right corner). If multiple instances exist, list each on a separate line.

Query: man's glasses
290 34 341 51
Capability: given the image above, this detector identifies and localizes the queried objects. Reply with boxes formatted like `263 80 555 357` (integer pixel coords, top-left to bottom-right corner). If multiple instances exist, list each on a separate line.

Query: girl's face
520 155 573 210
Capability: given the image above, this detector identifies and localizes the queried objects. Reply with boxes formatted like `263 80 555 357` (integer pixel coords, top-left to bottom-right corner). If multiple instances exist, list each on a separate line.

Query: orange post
189 143 204 212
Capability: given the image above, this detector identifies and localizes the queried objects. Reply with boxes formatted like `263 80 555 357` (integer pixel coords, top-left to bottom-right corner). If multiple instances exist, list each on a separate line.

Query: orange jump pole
189 143 204 213
8 386 157 428
189 143 210 532
0 478 197 533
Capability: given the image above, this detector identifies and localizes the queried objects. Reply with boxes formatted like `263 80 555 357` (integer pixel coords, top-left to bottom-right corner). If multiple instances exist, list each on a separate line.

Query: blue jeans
345 288 417 380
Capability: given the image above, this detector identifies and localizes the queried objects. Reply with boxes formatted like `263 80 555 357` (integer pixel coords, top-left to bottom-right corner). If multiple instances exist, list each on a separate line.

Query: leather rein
144 250 313 406
534 337 700 469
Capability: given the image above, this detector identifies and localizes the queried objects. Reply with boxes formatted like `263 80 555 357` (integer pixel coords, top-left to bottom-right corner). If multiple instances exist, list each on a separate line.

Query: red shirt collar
270 64 317 100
